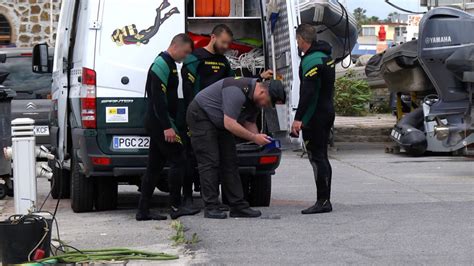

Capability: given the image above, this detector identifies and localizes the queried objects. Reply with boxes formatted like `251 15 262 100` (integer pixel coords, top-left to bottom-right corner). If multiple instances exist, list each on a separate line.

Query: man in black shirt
181 24 273 206
291 24 336 214
136 34 200 221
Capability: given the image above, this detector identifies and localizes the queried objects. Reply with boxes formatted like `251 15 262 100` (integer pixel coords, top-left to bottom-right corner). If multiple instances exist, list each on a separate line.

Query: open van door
93 0 185 155
53 0 81 162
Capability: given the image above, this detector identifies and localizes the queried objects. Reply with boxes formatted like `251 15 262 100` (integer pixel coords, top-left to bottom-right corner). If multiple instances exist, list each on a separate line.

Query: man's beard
213 43 226 55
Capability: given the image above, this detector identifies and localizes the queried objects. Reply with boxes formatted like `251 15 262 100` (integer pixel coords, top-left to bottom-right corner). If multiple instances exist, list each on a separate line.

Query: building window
0 14 11 45
362 27 376 36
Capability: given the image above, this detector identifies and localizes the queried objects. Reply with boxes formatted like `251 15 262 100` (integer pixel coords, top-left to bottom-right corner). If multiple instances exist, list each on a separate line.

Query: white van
32 0 356 213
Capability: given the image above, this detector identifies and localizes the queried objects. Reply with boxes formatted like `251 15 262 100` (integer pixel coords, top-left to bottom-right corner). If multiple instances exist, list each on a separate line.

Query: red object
81 67 97 129
82 67 96 86
214 0 230 17
188 32 254 55
195 0 214 17
259 156 279 165
33 248 46 260
91 157 111 166
378 25 386 41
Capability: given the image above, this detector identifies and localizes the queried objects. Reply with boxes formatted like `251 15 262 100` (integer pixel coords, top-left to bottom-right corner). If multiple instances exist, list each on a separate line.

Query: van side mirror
0 54 5 63
32 43 52 73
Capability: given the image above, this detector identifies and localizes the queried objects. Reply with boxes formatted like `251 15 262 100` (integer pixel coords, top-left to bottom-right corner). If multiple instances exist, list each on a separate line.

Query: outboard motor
387 7 474 155
417 7 474 154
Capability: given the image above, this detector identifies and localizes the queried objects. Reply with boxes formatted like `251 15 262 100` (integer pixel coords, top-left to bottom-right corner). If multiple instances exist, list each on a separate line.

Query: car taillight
80 67 97 129
259 156 278 165
91 157 111 166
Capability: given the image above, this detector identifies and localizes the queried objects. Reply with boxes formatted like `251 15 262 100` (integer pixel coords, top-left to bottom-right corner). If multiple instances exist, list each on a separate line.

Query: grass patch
170 220 200 246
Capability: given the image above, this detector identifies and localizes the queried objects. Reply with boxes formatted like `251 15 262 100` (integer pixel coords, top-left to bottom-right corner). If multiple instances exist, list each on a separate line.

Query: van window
0 56 51 99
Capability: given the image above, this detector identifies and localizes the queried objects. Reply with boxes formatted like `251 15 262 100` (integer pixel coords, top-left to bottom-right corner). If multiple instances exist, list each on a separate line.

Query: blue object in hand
265 138 281 149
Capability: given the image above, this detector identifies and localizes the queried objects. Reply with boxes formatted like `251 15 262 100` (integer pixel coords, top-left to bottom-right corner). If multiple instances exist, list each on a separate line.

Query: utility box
0 88 16 176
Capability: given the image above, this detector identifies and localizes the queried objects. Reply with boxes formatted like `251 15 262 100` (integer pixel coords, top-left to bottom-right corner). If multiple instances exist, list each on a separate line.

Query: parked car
0 48 52 146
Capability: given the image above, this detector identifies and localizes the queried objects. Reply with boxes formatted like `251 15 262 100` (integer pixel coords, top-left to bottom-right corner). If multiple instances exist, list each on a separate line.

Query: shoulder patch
302 51 327 74
183 54 200 76
151 56 170 87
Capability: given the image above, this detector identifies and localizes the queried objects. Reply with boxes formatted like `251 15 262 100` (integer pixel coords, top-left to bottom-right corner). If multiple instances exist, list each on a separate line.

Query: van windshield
0 56 51 99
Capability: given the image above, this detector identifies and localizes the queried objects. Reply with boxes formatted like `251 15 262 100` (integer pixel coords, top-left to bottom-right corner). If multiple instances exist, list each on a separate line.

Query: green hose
32 248 179 264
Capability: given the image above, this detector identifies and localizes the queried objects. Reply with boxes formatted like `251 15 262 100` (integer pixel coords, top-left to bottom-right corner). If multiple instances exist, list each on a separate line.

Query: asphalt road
1 143 472 265
180 143 474 265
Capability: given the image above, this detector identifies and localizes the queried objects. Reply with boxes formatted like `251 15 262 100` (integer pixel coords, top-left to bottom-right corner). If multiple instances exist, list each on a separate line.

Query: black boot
230 207 262 218
301 200 332 214
204 208 227 219
170 205 201 220
136 211 167 221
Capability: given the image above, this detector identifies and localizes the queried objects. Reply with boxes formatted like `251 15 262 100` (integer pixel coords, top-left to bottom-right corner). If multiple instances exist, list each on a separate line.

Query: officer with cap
186 77 285 219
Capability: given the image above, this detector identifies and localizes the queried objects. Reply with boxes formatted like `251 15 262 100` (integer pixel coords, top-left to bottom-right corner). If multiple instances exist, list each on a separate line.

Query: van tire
249 174 272 207
70 153 94 213
49 161 71 199
94 178 118 211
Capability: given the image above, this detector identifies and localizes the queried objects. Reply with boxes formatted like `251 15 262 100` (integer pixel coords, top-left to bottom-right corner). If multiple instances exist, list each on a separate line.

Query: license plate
34 126 49 136
112 136 150 150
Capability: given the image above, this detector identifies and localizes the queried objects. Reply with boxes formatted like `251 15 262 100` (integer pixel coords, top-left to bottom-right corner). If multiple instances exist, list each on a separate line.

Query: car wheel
0 183 7 200
70 152 94 213
249 174 272 207
49 161 71 199
94 178 118 211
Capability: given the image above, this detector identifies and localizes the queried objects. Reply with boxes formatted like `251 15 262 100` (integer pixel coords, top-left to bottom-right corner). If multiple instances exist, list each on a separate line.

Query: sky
347 0 426 18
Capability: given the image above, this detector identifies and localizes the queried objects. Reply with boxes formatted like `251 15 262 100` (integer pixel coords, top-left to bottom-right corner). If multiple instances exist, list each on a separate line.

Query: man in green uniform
291 24 336 214
136 34 200 221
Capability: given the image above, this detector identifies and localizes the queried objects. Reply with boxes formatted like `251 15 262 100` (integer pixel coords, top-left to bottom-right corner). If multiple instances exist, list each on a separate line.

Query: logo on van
111 0 180 46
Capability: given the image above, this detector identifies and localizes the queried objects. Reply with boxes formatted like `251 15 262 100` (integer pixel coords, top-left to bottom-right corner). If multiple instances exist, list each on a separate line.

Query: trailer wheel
49 161 71 199
94 178 118 211
249 174 272 207
70 152 94 213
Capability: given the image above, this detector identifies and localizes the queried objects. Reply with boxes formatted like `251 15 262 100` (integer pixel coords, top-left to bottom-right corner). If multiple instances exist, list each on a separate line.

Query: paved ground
180 143 474 265
1 143 473 265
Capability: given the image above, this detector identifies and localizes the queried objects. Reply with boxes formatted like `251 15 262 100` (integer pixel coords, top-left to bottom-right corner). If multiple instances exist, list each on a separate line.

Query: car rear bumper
72 129 281 178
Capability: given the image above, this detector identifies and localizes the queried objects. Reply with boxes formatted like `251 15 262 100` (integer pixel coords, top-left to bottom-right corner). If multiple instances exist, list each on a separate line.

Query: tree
367 16 380 23
386 11 400 23
353 7 368 32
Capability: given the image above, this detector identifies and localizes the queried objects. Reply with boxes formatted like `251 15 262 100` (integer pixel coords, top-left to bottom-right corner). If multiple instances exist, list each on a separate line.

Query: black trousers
302 112 335 201
182 133 198 199
186 101 249 210
137 129 186 212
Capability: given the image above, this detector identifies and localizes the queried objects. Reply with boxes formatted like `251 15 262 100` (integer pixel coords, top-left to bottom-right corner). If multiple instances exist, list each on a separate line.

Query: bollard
11 118 37 214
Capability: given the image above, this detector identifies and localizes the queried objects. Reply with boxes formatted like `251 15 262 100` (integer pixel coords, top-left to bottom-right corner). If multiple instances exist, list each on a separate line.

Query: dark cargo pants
186 100 249 210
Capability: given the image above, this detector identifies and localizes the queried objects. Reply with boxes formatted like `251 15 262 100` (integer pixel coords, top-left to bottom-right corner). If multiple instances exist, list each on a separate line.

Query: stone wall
0 0 61 47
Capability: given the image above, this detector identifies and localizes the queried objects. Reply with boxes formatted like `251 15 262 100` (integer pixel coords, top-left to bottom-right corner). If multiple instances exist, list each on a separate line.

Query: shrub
334 71 372 116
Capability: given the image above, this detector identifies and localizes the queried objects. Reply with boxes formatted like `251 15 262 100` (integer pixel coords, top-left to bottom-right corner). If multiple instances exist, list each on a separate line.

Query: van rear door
94 0 185 155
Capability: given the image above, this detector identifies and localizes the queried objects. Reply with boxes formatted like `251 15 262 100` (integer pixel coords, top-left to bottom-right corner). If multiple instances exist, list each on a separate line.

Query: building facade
0 0 61 48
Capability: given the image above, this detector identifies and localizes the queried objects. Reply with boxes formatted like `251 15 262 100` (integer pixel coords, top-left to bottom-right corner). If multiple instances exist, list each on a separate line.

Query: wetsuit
138 51 186 215
295 41 336 201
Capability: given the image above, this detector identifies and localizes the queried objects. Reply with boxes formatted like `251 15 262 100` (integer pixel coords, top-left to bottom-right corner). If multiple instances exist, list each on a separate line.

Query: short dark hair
171 33 194 49
211 24 233 37
296 24 317 44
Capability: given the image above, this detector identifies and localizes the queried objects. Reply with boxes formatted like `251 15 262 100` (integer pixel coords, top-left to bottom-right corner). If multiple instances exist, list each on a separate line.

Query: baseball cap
265 79 286 107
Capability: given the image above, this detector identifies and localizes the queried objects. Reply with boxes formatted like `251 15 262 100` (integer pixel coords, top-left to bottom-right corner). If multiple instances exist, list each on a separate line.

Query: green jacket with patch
295 41 336 126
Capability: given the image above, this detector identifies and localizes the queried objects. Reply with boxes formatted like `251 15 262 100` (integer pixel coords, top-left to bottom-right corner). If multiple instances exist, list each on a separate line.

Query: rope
226 49 265 76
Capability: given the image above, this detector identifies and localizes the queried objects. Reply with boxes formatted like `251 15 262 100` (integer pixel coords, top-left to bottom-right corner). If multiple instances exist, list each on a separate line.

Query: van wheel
94 178 118 211
70 153 94 213
49 161 71 199
249 174 272 207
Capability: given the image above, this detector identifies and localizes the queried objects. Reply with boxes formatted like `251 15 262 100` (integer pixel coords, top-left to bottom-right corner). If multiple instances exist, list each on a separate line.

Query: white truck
32 0 356 212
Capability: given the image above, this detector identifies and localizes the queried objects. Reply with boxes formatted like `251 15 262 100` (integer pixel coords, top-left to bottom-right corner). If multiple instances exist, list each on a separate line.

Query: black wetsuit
296 41 336 201
138 52 185 214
